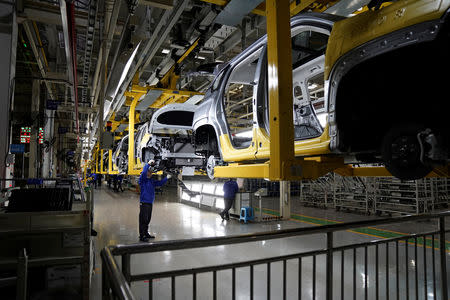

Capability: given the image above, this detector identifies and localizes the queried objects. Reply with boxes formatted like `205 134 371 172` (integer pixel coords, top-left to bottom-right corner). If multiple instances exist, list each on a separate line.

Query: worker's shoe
219 212 225 220
139 236 150 242
145 233 155 239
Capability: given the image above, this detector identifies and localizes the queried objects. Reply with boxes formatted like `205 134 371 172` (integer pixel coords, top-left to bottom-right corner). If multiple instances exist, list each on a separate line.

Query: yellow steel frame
108 150 119 174
94 83 202 176
92 145 99 173
82 163 88 187
214 0 337 180
124 85 203 175
212 0 450 180
125 89 146 175
99 149 107 174
160 38 199 89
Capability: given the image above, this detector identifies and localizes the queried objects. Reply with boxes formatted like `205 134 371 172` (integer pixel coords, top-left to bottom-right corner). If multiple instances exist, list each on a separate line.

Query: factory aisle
90 185 449 299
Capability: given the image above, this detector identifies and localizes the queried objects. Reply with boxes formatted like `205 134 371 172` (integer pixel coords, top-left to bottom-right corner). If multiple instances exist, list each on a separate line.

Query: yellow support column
266 0 295 180
100 149 105 174
93 149 98 173
126 91 146 175
95 148 99 173
82 163 87 187
108 150 113 174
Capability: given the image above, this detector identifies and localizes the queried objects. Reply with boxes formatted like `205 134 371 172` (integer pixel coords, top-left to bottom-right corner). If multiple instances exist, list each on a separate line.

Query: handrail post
326 232 333 300
439 217 448 300
16 248 28 300
101 247 136 300
122 254 131 283
102 262 109 300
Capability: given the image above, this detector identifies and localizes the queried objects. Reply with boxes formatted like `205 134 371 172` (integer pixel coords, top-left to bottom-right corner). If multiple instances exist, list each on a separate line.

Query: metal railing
101 211 450 300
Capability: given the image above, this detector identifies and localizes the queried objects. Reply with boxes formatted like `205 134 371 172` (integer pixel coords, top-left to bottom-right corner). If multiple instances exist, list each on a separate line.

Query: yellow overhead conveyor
95 36 204 176
124 85 203 176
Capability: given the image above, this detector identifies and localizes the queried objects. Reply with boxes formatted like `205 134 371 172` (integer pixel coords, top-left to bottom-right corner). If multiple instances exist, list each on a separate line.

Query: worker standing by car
117 174 124 192
138 160 171 242
92 173 98 189
97 173 102 188
220 178 239 221
112 175 118 192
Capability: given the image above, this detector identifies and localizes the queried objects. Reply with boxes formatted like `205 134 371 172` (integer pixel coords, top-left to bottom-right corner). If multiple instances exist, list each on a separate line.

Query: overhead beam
60 0 80 136
140 0 189 77
107 0 189 120
159 38 200 89
139 0 173 9
290 0 316 16
17 7 89 27
80 0 98 105
200 0 227 5
17 3 125 32
57 105 95 114
214 0 264 26
22 21 55 100
215 16 265 60
200 0 265 16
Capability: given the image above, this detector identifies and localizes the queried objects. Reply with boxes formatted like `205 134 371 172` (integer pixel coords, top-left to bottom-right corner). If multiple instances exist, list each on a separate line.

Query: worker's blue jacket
139 164 168 204
223 180 239 199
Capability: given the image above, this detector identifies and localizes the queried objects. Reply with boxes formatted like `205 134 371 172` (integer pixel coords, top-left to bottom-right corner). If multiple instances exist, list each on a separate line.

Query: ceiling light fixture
112 42 141 101
162 49 170 54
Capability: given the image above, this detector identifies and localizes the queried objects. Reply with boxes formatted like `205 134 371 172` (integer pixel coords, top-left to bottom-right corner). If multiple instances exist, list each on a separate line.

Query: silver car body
138 103 204 170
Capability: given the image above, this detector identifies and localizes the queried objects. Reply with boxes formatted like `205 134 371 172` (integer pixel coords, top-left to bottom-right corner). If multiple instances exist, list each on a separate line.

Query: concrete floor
90 184 450 300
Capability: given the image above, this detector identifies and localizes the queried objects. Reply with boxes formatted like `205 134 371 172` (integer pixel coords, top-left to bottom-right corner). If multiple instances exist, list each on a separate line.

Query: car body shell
192 0 450 167
138 103 203 170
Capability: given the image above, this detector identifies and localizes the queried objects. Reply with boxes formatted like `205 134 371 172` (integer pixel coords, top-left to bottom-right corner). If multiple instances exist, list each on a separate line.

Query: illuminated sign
20 127 31 144
20 127 44 144
39 127 44 144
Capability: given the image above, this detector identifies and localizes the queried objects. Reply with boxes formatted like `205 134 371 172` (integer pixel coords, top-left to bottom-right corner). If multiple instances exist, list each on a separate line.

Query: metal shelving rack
429 177 449 209
299 173 334 208
333 174 374 215
373 178 433 216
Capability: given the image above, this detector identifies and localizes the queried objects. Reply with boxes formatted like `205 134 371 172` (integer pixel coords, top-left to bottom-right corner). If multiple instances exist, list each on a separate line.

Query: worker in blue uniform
92 173 98 189
138 160 171 242
112 175 118 191
116 174 124 192
220 178 239 220
97 173 102 188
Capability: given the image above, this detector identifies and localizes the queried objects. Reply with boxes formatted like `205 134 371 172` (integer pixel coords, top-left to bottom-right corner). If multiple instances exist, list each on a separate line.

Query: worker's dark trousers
222 197 234 218
139 202 153 237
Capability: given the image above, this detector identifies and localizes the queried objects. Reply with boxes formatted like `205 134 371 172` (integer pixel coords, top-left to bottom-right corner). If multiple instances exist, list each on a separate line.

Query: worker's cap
148 160 156 166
